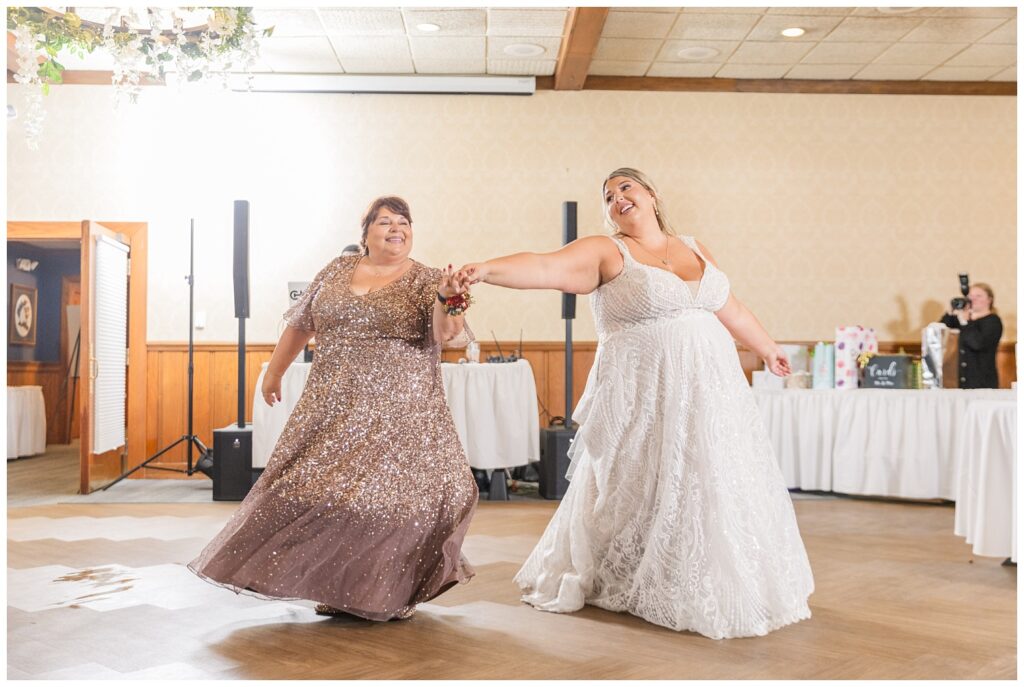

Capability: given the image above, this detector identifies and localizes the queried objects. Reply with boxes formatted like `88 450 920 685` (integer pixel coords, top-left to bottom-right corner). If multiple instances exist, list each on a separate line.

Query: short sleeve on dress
282 256 344 332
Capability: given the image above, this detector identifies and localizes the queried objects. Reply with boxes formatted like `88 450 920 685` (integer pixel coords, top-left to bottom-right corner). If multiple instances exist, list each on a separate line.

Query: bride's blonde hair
602 167 676 236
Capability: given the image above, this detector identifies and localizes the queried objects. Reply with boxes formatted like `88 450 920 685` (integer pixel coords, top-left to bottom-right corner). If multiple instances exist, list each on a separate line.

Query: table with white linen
440 359 540 470
954 399 1017 561
751 388 1014 499
253 359 539 470
7 385 47 459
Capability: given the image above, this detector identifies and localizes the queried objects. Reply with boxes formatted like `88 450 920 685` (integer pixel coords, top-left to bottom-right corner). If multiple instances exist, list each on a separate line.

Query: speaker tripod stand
100 219 210 491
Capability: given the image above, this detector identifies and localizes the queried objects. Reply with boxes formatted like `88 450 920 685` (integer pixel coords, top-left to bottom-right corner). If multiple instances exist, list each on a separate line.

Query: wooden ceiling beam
539 75 1015 96
553 7 608 91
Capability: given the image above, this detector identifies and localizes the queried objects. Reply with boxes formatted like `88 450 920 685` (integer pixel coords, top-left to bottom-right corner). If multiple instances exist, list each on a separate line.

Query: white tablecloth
954 399 1017 560
440 359 540 470
7 386 47 459
751 388 1014 499
253 360 539 470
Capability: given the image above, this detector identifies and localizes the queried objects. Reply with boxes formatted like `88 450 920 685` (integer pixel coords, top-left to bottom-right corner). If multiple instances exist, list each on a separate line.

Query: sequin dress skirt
188 336 478 621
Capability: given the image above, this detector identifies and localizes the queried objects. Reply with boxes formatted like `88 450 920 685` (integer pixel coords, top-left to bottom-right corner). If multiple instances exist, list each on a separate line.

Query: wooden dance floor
7 459 1017 679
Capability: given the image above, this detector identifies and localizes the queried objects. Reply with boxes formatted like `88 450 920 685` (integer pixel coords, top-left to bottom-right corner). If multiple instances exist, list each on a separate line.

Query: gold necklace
626 235 671 267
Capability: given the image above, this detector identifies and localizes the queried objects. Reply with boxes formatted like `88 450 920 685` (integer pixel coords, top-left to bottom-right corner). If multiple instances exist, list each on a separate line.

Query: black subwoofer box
539 425 576 500
213 424 253 501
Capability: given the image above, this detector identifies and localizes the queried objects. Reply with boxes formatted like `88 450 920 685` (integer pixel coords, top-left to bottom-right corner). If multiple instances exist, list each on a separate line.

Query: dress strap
608 235 635 263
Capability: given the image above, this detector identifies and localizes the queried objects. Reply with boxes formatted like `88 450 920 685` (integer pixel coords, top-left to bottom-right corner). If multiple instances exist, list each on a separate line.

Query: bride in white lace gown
456 168 813 639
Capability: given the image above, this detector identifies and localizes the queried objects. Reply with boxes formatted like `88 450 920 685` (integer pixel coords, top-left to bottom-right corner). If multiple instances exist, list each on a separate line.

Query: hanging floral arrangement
7 7 273 148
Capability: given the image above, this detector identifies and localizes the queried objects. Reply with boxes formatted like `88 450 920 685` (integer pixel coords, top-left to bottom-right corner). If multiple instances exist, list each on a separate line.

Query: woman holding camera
939 283 1003 389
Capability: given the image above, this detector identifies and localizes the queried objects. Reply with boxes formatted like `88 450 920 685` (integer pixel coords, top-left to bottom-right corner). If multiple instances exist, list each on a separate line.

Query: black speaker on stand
213 200 255 501
539 201 579 500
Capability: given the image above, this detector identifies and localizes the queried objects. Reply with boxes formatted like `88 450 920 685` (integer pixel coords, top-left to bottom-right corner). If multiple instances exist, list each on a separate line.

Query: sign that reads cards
861 354 912 389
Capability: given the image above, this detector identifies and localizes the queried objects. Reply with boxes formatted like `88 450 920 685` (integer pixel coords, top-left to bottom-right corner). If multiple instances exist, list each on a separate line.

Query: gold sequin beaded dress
188 255 478 620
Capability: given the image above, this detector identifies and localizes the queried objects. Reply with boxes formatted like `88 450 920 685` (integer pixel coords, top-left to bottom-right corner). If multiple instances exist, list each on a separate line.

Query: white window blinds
92 235 129 454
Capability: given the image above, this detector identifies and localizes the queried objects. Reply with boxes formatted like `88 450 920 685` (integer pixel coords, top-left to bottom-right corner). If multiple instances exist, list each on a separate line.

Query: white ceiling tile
258 36 341 73
487 59 556 76
728 41 814 64
402 9 486 36
409 36 485 61
683 7 768 14
990 66 1016 81
824 17 921 42
327 35 411 60
923 65 1004 80
901 17 1007 43
801 42 890 65
339 57 414 74
853 64 933 80
252 9 324 37
647 62 722 77
656 39 739 63
977 19 1016 44
485 59 552 75
931 7 1017 19
487 9 567 37
873 42 968 65
716 64 790 78
767 7 855 16
413 58 485 74
318 8 405 36
603 10 677 39
785 64 861 79
944 43 1016 67
587 60 651 77
594 37 663 62
669 13 760 41
487 36 561 60
747 14 845 41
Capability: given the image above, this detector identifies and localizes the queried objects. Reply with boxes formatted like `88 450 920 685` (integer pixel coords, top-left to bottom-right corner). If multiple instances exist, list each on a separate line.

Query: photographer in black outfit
938 281 1003 388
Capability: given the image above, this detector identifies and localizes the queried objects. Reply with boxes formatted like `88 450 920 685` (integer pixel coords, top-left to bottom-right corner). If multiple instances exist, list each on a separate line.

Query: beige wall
7 84 1015 343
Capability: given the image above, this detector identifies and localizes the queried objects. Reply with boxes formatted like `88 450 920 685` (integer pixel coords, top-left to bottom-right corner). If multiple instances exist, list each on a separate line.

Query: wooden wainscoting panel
145 339 1017 479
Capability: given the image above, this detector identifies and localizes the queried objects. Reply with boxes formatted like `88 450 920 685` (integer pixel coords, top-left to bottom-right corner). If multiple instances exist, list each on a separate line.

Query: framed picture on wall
9 284 37 346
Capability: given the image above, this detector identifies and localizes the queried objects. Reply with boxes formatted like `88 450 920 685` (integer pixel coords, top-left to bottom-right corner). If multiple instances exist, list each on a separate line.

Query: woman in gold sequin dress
188 196 478 621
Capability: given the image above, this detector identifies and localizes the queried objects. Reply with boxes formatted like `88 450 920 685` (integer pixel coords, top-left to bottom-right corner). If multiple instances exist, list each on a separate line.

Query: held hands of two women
439 264 473 299
454 263 488 287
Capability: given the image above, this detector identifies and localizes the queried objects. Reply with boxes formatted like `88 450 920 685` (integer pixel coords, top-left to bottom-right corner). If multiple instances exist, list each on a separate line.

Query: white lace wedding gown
514 236 814 639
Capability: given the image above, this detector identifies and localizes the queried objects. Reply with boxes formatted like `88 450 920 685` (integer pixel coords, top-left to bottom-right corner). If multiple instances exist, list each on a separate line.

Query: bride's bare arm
697 240 791 376
457 236 621 295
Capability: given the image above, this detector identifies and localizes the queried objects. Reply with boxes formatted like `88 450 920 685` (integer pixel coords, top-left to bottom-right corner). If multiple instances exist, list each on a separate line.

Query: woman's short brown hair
360 196 412 256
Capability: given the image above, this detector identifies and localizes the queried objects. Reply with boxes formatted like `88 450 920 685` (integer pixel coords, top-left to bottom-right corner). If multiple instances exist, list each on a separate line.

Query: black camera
950 272 970 310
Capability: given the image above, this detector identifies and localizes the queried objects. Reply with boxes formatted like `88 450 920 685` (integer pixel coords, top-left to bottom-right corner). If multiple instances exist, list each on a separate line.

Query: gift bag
834 325 878 389
812 342 834 389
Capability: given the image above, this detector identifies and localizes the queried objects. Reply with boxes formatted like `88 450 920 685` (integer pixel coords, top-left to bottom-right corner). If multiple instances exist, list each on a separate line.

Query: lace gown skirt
514 310 814 639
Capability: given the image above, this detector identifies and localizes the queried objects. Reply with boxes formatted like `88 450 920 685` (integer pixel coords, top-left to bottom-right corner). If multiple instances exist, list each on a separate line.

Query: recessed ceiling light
503 43 545 58
676 46 720 61
416 23 441 32
781 27 806 38
876 7 922 14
